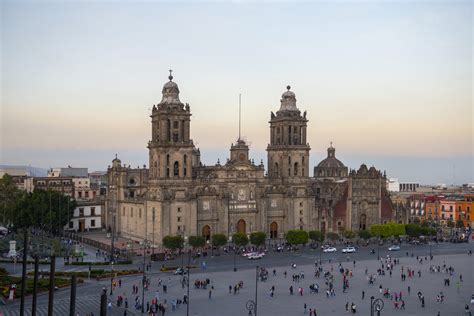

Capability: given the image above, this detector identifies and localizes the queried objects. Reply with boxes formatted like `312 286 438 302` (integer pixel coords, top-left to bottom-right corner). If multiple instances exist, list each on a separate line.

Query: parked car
248 253 264 260
323 247 337 253
173 267 187 275
341 247 356 254
388 245 401 251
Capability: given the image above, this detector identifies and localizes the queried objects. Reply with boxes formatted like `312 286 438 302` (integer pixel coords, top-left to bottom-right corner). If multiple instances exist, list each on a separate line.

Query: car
388 245 401 251
323 247 337 253
242 252 256 257
341 247 356 253
173 268 187 275
248 253 264 260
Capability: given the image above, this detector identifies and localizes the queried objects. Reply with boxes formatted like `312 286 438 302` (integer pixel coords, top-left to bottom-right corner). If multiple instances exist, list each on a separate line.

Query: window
174 161 179 176
78 191 82 198
178 207 181 212
288 156 291 164
177 225 182 232
184 168 187 176
338 221 341 226
69 221 73 228
166 154 170 165
91 207 96 216
173 133 179 142
131 208 133 217
184 155 187 164
459 206 462 212
85 191 89 198
177 216 181 222
129 190 135 198
166 168 170 178
79 208 84 217
449 206 453 211
299 210 303 215
276 127 280 134
91 220 95 227
173 121 178 129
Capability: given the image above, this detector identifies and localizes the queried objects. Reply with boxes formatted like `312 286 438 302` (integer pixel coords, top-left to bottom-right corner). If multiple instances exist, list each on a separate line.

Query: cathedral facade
105 74 394 246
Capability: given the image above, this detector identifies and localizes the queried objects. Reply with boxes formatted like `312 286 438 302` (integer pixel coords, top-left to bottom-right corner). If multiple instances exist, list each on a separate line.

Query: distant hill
0 165 48 177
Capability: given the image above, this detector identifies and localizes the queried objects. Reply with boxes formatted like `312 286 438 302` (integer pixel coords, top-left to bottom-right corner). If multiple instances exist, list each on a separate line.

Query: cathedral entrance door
202 225 211 241
270 222 278 239
237 219 246 234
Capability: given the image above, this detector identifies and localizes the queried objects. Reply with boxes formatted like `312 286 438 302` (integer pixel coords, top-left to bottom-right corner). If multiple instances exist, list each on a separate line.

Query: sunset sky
1 1 472 184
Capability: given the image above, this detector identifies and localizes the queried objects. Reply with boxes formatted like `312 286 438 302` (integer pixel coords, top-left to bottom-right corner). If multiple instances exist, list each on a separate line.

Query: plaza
1 241 473 316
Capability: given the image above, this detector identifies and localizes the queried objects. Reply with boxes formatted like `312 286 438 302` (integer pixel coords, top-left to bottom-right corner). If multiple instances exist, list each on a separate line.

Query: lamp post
370 296 384 316
229 236 236 272
141 239 147 313
109 214 115 296
186 250 191 316
377 236 380 261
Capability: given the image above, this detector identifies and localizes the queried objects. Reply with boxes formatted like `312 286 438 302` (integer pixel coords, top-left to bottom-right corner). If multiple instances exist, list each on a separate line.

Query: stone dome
160 72 181 104
316 145 345 168
279 85 298 112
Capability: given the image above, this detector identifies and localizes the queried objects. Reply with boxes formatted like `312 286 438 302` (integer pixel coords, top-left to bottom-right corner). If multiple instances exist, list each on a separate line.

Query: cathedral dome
279 85 298 112
160 71 181 104
316 144 345 169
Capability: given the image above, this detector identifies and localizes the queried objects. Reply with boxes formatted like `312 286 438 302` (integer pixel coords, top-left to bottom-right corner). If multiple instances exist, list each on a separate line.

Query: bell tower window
173 161 179 177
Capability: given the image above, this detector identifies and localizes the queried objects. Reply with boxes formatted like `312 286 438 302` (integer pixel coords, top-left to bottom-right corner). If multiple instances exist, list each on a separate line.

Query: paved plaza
1 245 473 316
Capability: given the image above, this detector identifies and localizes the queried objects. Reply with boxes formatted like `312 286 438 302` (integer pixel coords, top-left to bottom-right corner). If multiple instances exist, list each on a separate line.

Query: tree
0 174 21 225
212 234 227 248
456 219 465 228
420 220 429 227
342 229 356 239
188 236 205 249
447 219 455 228
11 189 76 231
358 230 372 240
162 235 184 251
250 232 266 247
326 232 339 241
308 230 324 242
232 233 249 248
285 230 309 245
405 223 421 238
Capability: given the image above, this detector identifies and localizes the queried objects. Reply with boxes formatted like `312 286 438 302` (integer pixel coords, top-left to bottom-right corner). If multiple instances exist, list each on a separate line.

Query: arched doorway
359 214 367 230
270 222 278 239
236 219 246 234
202 225 211 241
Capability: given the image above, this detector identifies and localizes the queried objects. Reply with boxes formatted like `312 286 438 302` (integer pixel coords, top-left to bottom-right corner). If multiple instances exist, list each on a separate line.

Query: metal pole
186 250 191 316
255 265 259 316
31 256 39 316
20 229 28 316
110 215 115 296
370 296 374 316
233 248 237 272
141 240 146 313
100 292 107 316
47 256 56 316
69 274 76 316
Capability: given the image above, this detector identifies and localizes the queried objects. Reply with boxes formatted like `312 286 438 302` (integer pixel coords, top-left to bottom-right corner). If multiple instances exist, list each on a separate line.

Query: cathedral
105 73 394 246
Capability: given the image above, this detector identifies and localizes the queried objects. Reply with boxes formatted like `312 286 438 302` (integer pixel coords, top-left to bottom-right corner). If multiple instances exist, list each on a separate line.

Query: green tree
456 219 464 228
212 233 228 248
342 229 356 239
308 230 324 242
250 232 266 247
188 236 205 249
405 223 421 238
358 230 372 240
232 233 249 248
326 232 339 241
420 220 429 227
162 235 184 251
285 230 309 245
447 219 454 228
0 174 23 226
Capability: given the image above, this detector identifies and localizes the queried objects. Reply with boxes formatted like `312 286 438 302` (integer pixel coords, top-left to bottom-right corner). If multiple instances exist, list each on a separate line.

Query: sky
1 0 472 184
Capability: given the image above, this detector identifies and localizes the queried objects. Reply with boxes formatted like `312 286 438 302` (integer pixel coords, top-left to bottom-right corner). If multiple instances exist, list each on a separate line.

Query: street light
141 239 147 313
370 296 384 316
229 236 236 272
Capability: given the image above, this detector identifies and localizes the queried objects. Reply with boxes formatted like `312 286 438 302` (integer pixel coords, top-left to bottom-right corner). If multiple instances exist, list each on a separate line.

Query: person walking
362 291 365 300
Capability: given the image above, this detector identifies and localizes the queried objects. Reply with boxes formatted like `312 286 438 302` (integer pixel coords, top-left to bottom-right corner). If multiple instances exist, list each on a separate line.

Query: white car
323 247 337 253
341 247 356 253
248 253 264 260
242 252 255 257
388 245 401 251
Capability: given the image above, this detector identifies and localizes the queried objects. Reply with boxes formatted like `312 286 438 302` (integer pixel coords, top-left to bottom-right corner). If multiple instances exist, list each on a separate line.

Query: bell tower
267 86 310 179
148 71 195 180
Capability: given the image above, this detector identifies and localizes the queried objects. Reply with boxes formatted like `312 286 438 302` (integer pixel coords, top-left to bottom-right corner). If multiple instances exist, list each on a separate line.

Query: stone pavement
1 252 472 316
